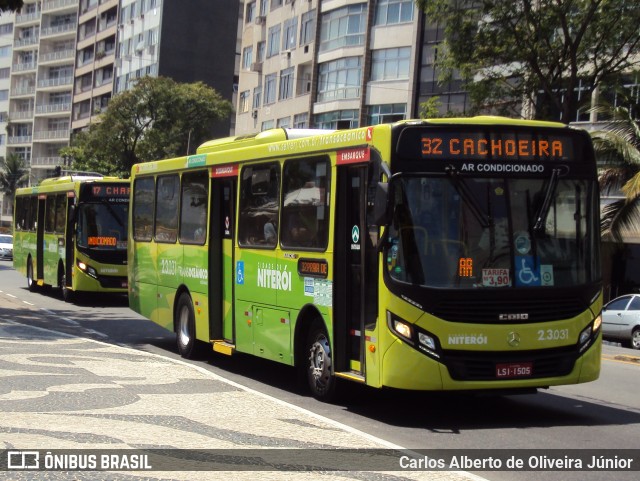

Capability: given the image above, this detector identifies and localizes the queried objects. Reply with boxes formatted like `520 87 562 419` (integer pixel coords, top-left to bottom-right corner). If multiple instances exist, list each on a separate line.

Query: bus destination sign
82 184 130 203
420 132 574 162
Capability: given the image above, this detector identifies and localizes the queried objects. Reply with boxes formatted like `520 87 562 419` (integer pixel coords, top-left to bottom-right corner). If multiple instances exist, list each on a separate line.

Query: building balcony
15 12 41 26
33 129 70 141
39 49 75 64
31 156 63 166
9 110 34 120
12 62 37 72
38 76 73 88
35 103 72 115
8 135 33 145
40 23 78 38
11 86 36 97
43 0 79 13
14 37 39 49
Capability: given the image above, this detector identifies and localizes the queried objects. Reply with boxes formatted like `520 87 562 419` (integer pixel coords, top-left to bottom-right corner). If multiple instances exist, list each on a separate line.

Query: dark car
602 294 640 350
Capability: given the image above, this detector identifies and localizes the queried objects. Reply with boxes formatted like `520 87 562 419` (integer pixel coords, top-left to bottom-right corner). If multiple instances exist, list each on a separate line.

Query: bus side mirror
373 181 390 226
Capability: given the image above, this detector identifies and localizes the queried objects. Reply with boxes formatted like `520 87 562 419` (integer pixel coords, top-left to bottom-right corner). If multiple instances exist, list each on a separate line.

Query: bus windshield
384 175 598 289
77 202 128 250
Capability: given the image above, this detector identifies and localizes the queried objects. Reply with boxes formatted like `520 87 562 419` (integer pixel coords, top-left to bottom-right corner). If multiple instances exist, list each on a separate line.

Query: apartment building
7 0 78 186
72 0 118 131
114 0 239 140
235 0 421 134
0 10 14 229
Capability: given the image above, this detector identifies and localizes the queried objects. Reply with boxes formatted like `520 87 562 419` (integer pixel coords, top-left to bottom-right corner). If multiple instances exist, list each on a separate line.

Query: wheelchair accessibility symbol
515 256 541 286
236 261 245 285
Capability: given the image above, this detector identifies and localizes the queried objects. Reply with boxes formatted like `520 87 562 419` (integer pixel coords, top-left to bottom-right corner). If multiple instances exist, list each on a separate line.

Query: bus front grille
442 347 577 381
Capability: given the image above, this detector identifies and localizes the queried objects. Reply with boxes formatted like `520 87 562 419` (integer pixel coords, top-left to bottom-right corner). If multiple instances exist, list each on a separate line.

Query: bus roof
197 128 333 154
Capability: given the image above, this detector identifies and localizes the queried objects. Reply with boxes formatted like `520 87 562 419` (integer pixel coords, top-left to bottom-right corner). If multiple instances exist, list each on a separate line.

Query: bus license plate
496 362 532 378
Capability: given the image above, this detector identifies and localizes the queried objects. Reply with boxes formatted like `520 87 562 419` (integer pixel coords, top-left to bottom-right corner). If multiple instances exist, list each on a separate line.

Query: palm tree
589 97 640 243
0 153 29 215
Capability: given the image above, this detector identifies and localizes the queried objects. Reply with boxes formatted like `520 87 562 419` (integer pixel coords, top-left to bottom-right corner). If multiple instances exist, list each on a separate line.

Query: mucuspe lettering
257 266 292 291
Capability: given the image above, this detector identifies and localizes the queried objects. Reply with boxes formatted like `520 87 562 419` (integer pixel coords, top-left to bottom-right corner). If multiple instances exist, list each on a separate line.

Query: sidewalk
0 293 482 481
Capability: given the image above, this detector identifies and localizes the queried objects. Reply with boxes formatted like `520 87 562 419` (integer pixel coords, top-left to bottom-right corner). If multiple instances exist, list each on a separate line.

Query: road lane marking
602 354 640 366
5 293 16 298
22 301 34 306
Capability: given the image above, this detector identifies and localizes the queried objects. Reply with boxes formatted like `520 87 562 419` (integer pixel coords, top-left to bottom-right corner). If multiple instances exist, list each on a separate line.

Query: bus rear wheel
27 258 37 292
176 293 197 359
306 320 337 401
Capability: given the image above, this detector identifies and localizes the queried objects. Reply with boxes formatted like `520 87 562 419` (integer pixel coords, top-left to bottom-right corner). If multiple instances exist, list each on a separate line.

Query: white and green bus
14 176 129 302
128 118 602 400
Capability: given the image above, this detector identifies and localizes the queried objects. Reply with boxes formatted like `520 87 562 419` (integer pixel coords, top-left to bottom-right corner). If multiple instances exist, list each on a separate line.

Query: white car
601 294 640 350
0 234 12 260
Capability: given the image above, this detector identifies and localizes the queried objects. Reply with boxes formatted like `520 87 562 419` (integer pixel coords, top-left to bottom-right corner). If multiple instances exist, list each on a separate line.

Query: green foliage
65 76 233 177
0 0 23 12
415 0 640 123
589 92 640 242
0 154 29 211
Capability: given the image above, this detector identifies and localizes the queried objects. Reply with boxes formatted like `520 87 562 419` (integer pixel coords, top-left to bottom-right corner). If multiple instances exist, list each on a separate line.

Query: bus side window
133 177 155 242
179 170 209 245
45 195 56 233
238 162 280 248
155 175 180 243
280 156 330 250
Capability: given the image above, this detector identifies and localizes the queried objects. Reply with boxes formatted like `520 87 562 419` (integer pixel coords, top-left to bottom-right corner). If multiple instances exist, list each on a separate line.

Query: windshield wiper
445 167 491 228
533 168 561 234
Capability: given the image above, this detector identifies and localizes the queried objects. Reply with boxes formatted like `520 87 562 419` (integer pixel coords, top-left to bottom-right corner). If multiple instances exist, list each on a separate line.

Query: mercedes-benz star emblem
507 332 521 347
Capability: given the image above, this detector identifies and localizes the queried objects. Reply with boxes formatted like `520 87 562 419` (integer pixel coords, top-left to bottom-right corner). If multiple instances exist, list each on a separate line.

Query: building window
300 10 315 46
374 0 414 26
257 41 265 62
245 1 256 23
264 73 277 104
267 24 281 58
242 46 253 70
253 86 262 109
314 110 359 130
271 0 283 11
368 104 407 125
317 57 362 102
319 4 366 53
279 67 294 100
239 90 251 113
293 112 308 128
371 47 411 81
276 116 290 128
261 120 275 130
282 17 297 51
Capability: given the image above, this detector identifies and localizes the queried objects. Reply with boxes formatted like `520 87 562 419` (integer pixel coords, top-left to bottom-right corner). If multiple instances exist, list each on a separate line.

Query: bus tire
176 293 197 359
27 257 37 292
305 320 337 402
59 267 74 303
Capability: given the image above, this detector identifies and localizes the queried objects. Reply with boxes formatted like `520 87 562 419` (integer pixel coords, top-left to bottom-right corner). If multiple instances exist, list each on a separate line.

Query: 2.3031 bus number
537 328 569 341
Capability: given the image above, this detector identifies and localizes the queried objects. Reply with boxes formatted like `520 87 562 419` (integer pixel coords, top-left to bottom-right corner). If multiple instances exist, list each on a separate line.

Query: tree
62 76 233 177
0 153 29 214
589 93 640 242
0 0 23 12
415 0 640 123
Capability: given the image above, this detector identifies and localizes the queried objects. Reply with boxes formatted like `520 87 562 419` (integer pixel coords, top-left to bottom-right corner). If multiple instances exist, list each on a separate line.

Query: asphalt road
1 259 639 481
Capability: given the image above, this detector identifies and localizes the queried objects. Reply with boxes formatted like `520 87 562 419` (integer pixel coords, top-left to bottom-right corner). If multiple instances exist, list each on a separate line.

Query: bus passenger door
65 194 75 289
36 195 46 281
209 177 236 345
334 164 375 378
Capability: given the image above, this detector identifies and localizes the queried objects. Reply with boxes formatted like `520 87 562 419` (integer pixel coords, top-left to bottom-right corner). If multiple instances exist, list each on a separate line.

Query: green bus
128 118 602 400
14 176 129 302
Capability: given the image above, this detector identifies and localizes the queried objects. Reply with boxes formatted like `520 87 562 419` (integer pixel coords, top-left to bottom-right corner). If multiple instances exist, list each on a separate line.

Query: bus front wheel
306 320 337 401
176 293 197 359
27 258 37 292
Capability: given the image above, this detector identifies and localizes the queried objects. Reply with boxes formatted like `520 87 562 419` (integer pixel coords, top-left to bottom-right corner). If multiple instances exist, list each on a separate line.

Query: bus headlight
77 260 98 279
578 315 601 353
387 311 441 360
